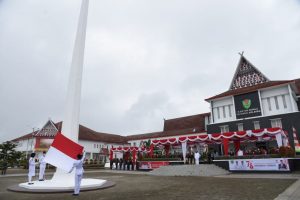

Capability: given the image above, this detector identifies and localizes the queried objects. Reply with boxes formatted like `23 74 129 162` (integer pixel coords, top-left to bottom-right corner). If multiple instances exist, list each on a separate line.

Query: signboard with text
229 158 290 171
234 91 262 119
139 161 169 170
34 138 54 151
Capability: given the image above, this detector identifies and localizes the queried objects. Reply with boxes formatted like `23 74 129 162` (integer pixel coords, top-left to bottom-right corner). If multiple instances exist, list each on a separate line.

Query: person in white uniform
39 151 46 181
69 151 86 196
194 151 200 165
28 152 36 185
237 149 244 156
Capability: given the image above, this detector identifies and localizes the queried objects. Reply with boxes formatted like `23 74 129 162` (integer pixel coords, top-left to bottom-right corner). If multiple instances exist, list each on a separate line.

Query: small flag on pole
44 132 84 172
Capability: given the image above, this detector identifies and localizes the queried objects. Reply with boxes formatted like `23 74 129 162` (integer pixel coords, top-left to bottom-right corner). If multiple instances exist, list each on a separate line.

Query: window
274 96 279 110
220 125 229 133
133 142 136 146
253 121 260 130
270 118 282 128
282 95 287 109
223 106 226 118
94 144 96 148
228 105 232 117
217 107 220 119
267 97 272 111
237 123 243 131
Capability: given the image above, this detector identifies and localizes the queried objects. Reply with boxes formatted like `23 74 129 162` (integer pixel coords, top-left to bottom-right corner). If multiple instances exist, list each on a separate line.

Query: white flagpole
52 0 89 182
62 0 89 142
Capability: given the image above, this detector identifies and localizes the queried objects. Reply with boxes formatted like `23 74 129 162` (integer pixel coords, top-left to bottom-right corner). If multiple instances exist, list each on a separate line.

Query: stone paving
274 179 300 200
150 164 229 176
1 167 300 199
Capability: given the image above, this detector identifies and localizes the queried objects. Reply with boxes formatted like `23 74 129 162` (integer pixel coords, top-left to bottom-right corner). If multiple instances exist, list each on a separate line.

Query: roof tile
205 80 293 101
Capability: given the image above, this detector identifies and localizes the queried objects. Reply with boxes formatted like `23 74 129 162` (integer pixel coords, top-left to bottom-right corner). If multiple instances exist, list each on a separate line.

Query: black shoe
72 194 79 196
39 179 44 181
28 183 34 185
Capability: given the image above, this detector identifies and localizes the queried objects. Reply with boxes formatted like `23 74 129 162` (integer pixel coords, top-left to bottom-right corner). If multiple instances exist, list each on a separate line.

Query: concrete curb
274 179 300 200
7 180 115 193
0 169 148 178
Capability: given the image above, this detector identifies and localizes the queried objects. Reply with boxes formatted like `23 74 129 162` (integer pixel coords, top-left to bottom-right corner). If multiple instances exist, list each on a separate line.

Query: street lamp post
26 127 38 158
26 137 30 159
30 128 35 153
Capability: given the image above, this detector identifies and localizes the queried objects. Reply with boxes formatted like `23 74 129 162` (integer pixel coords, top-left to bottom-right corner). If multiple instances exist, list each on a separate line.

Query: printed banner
139 161 169 169
34 138 54 151
39 138 53 149
229 158 290 171
234 91 262 119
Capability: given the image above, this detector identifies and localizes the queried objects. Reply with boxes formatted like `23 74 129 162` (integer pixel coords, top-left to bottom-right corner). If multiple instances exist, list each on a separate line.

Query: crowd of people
228 147 275 157
185 151 216 164
110 158 137 170
26 151 85 196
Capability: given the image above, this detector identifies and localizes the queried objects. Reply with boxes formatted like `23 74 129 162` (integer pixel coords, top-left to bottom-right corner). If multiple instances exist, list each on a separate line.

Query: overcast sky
1 0 300 143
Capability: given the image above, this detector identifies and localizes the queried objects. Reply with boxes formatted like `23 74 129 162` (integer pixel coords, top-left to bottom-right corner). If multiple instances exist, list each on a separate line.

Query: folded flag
44 132 84 172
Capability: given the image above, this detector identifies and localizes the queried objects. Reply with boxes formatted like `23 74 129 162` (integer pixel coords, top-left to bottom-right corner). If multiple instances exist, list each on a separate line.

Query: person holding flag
39 151 47 181
44 132 84 172
28 152 36 185
43 132 85 194
69 151 86 196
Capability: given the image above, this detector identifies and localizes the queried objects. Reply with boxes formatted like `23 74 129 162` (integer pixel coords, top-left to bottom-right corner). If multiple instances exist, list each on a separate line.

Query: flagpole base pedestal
8 179 115 193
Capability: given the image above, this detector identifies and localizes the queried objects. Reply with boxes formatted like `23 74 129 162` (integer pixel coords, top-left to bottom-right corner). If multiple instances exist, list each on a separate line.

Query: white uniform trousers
74 174 83 194
28 158 35 183
39 164 46 180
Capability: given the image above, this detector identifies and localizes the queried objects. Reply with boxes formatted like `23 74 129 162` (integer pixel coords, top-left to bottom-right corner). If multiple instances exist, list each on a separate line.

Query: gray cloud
1 0 300 142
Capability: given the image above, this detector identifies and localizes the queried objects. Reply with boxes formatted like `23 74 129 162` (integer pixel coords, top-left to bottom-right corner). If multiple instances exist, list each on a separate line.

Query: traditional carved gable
35 120 58 137
229 56 269 90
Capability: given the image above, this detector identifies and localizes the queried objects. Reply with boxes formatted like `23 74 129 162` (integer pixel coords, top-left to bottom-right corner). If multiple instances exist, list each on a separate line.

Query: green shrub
19 159 28 169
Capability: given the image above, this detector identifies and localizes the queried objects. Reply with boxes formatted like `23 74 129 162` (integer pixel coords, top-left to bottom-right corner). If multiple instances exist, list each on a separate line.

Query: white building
12 120 128 163
205 55 300 150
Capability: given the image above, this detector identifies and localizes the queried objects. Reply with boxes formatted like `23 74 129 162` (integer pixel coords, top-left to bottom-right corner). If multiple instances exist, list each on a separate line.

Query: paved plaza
0 168 299 200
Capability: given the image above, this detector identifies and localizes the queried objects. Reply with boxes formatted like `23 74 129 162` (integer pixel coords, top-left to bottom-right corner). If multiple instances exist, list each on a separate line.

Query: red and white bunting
149 128 286 145
152 138 177 145
111 146 139 152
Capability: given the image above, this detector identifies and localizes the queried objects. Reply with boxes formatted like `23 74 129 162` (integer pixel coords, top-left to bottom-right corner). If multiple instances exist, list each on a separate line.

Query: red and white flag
44 132 84 172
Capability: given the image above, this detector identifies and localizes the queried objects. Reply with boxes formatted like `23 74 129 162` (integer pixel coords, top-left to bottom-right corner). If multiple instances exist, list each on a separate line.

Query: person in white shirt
28 153 36 185
69 151 86 196
39 151 46 181
237 149 244 156
194 151 200 165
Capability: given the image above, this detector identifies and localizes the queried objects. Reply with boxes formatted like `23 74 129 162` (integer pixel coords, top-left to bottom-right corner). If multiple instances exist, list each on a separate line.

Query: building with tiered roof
205 56 300 150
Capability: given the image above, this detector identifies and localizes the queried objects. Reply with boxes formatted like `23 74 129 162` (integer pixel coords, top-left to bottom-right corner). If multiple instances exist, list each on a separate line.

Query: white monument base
19 178 106 190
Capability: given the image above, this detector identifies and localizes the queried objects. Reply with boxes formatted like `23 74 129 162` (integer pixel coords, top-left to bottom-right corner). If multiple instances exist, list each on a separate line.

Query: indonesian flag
44 132 84 172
